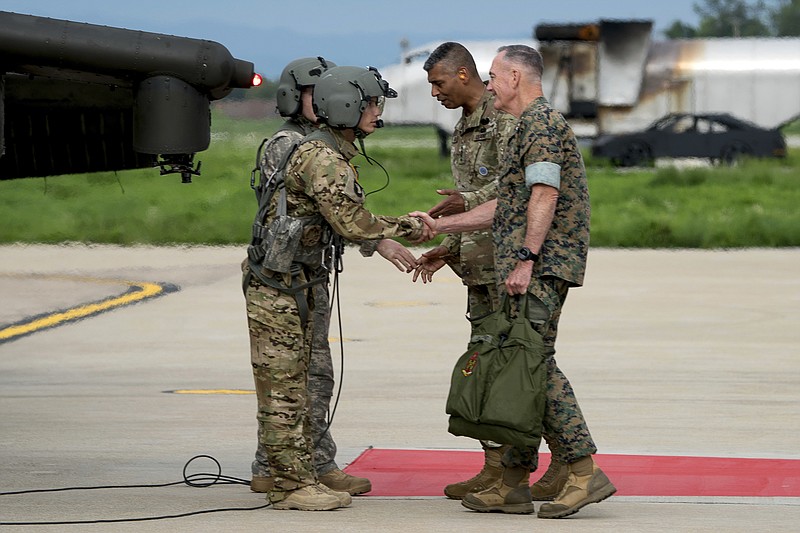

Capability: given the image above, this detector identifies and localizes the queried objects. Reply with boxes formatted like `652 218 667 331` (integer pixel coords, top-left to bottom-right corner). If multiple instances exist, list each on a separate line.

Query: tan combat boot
461 465 535 514
530 459 569 501
250 475 274 493
271 483 347 511
537 456 616 518
318 468 372 495
318 483 353 506
443 444 509 500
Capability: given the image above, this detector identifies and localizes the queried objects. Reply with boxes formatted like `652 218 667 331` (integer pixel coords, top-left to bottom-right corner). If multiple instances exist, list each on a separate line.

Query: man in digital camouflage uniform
411 44 616 518
415 42 570 503
244 64 428 511
247 58 416 502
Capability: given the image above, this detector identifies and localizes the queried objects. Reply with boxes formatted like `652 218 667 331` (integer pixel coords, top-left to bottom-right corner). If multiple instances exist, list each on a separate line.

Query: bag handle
503 293 528 320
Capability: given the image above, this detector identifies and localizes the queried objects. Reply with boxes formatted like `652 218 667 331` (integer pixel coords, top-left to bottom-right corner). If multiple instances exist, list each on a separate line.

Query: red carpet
344 448 800 497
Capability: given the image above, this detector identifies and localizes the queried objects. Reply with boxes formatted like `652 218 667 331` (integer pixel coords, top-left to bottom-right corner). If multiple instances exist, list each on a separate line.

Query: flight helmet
276 56 336 117
313 66 397 130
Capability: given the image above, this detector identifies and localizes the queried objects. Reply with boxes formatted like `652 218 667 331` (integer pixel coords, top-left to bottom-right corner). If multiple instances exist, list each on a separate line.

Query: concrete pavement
1 244 799 531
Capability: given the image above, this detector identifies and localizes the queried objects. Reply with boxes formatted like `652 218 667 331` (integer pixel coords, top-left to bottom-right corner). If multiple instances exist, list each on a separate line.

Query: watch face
517 247 536 261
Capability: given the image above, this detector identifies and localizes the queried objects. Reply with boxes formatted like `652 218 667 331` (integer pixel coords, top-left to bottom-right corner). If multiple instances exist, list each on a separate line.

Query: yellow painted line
167 389 254 395
0 274 176 343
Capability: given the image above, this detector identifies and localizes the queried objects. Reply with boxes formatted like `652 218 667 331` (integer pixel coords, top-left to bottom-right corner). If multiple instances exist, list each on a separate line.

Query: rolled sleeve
524 161 561 189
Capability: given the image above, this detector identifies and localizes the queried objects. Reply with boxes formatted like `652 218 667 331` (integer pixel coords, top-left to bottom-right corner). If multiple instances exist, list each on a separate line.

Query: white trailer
379 20 800 139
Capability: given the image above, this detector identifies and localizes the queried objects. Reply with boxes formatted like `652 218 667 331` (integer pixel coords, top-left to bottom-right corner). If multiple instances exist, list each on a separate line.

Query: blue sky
3 1 701 78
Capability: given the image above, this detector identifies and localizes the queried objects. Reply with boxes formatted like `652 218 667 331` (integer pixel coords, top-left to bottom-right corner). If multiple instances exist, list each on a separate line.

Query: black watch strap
516 247 538 262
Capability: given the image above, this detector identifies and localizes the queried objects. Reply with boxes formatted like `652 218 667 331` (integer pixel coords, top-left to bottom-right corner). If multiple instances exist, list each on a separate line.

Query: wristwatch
516 246 539 262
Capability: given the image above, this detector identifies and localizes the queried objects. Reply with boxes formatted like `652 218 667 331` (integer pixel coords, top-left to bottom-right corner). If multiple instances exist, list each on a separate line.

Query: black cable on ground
2 260 354 525
0 455 269 526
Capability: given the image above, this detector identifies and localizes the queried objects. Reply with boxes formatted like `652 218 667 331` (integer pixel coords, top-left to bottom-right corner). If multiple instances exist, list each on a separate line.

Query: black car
591 112 787 167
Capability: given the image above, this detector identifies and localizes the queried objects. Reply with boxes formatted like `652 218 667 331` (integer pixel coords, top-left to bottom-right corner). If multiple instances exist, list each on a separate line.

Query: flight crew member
247 58 416 500
411 44 616 518
244 64 429 511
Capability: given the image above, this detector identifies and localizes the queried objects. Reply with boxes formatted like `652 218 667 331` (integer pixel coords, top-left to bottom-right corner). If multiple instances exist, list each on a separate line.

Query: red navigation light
251 73 263 87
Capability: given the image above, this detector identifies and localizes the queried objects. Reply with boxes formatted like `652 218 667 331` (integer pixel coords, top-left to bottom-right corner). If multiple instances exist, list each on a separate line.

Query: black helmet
313 66 397 129
276 56 336 117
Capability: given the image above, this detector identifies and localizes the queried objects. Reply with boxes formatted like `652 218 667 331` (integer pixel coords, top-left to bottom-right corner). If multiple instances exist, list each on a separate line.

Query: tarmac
1 244 799 532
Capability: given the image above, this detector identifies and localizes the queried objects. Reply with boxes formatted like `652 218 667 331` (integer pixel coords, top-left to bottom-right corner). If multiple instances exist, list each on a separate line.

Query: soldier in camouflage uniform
415 42 569 503
416 42 512 315
248 57 382 500
244 64 427 511
411 44 616 518
412 42 518 501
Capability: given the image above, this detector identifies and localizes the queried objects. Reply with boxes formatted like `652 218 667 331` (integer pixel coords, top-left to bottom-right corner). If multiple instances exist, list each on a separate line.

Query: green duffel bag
446 295 546 448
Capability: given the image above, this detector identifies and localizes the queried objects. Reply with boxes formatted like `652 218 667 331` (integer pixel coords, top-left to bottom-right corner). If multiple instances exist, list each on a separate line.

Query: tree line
666 0 800 37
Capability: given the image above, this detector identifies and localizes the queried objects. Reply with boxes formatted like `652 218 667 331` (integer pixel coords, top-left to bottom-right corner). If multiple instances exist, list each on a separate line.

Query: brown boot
461 465 534 514
538 456 616 518
530 459 569 501
271 483 344 511
318 483 353 506
443 444 509 500
250 475 274 493
318 468 372 495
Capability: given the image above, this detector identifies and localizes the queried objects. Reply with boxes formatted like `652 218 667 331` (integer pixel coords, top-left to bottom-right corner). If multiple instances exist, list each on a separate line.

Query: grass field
1 112 799 248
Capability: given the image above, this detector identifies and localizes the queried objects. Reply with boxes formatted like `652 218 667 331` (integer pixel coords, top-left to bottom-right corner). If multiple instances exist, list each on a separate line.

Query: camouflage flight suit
245 125 424 503
492 96 596 471
440 90 514 321
246 116 344 482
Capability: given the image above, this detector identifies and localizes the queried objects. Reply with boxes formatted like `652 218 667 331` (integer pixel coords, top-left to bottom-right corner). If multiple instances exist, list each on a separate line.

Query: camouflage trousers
467 283 508 452
466 282 500 323
250 279 339 479
244 271 338 498
500 276 597 471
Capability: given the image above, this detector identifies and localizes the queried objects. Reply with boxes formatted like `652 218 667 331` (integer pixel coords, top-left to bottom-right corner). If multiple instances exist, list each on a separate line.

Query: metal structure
0 11 259 182
379 20 800 140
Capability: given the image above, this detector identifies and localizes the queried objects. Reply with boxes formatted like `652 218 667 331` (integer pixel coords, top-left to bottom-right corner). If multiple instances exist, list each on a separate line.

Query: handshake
375 189 468 283
408 186 465 244
409 211 439 244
